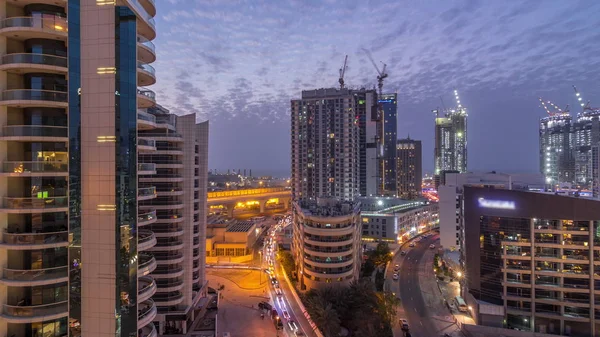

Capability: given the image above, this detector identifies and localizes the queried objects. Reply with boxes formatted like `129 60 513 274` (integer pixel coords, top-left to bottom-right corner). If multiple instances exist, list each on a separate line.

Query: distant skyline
151 0 600 175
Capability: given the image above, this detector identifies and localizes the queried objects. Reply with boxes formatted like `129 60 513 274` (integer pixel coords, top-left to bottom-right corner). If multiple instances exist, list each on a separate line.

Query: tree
276 250 296 280
307 296 341 337
369 242 392 267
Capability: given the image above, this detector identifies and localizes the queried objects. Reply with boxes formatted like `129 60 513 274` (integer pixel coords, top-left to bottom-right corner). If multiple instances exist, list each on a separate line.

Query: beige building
292 198 362 290
206 219 261 259
0 1 208 336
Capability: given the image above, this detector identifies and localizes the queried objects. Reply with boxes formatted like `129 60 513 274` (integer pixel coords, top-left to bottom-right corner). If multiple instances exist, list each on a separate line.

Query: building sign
478 198 515 210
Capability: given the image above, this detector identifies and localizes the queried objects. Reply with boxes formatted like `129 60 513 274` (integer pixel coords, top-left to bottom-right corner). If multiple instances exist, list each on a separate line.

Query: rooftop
226 221 255 233
297 198 360 217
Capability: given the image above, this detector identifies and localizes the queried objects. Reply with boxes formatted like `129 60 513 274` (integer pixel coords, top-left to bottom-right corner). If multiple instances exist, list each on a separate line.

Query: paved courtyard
207 269 281 337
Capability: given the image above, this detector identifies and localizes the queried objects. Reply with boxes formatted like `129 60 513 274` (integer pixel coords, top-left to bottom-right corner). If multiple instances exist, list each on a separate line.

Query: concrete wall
462 324 558 337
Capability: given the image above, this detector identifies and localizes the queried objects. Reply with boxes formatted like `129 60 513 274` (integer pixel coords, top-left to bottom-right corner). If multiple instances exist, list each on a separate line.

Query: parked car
393 273 399 281
393 264 400 272
400 250 406 255
429 244 436 249
400 318 409 331
258 301 272 311
409 242 415 247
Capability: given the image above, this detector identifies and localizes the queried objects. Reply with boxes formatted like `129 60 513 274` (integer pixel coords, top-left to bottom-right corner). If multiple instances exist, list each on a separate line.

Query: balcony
137 35 156 64
151 266 184 279
0 125 67 142
139 174 184 183
137 88 156 108
153 253 184 265
138 229 157 251
138 254 157 277
155 279 184 292
149 239 184 252
138 186 157 201
137 62 156 86
138 276 157 303
153 291 184 306
137 110 157 130
1 196 68 213
0 53 67 74
1 161 68 177
138 210 157 226
139 323 157 337
304 257 353 269
137 299 157 329
139 0 156 17
0 16 67 41
0 89 68 108
139 200 184 211
304 236 354 247
138 132 183 142
156 188 184 197
151 226 184 237
303 265 354 279
138 138 156 152
0 266 68 287
0 301 68 323
138 162 157 175
127 0 156 41
0 231 68 250
304 246 353 257
303 223 355 236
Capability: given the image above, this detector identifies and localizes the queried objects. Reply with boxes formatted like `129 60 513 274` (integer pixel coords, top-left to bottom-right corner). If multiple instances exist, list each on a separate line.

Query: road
387 231 460 337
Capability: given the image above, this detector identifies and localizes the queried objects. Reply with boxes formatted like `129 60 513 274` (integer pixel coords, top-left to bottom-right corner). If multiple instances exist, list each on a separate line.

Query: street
387 232 463 337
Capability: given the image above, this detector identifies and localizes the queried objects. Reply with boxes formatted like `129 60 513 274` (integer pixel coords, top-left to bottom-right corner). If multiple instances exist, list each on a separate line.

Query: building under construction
434 90 468 187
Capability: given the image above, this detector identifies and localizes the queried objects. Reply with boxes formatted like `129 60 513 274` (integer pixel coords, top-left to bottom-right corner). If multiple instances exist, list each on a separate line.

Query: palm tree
308 296 341 337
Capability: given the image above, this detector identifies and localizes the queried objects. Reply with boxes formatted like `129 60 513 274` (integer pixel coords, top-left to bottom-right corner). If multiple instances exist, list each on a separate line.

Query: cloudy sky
151 0 600 177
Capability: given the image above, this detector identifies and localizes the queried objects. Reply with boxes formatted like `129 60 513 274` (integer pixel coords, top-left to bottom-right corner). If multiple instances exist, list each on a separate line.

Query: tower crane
539 98 567 116
361 48 388 98
572 85 592 112
338 55 348 90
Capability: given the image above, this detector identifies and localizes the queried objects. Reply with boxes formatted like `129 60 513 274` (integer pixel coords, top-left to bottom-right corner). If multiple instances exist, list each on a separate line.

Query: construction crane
572 85 592 112
539 97 567 116
361 48 388 97
338 55 348 90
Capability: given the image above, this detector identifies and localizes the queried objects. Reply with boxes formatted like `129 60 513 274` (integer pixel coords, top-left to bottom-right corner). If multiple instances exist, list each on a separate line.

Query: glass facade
67 1 82 335
115 7 139 337
380 94 397 194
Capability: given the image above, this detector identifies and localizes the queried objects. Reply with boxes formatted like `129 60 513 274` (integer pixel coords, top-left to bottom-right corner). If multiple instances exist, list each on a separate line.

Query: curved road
387 232 458 337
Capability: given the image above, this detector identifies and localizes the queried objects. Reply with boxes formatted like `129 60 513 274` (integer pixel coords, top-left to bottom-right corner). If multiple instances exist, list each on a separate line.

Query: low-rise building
358 197 438 243
206 217 261 259
462 186 600 337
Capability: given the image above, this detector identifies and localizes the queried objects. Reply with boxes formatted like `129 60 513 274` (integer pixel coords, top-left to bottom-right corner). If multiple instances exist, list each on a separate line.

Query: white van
455 296 468 312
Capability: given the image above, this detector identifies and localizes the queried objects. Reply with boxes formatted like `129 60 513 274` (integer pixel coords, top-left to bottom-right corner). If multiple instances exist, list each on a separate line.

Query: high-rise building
593 144 600 198
138 105 209 334
0 1 208 336
434 103 467 184
291 88 378 200
290 88 364 290
380 93 397 195
572 110 600 189
396 137 422 199
539 113 573 187
461 186 600 336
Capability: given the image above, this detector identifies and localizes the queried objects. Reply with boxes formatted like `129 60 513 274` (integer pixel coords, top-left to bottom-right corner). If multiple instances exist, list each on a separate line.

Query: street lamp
457 271 462 278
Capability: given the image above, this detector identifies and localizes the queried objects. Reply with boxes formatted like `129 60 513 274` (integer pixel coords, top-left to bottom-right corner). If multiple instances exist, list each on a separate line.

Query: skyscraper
539 113 573 187
290 88 364 290
380 93 398 195
396 137 422 199
0 1 208 336
572 110 600 189
434 104 467 184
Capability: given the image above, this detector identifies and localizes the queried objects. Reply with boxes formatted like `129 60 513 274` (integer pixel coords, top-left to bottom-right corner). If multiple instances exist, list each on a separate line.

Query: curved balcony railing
153 291 183 306
137 300 156 329
128 0 156 29
138 276 156 303
138 210 157 226
304 265 354 275
137 111 156 123
1 53 67 68
137 35 155 53
1 266 68 284
1 125 67 138
0 16 67 33
138 254 156 276
2 196 68 209
139 323 157 337
137 62 155 76
138 163 156 172
138 186 157 198
1 231 68 246
2 161 68 174
1 89 67 103
138 138 156 148
137 88 156 101
2 301 68 319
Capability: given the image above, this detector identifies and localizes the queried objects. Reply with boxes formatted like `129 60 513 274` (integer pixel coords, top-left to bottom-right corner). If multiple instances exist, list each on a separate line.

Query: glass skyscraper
380 93 397 195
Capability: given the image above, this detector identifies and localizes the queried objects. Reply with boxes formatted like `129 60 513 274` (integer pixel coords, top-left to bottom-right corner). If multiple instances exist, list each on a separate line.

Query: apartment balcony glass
137 62 156 86
1 53 67 72
138 138 156 152
0 231 68 249
137 35 156 64
1 301 68 323
2 196 68 211
138 210 157 226
2 161 67 175
139 323 157 337
138 186 157 200
0 125 67 140
138 229 157 251
137 299 157 329
138 162 157 175
138 254 157 276
0 89 67 106
137 88 156 108
0 266 68 286
138 276 157 303
0 15 68 40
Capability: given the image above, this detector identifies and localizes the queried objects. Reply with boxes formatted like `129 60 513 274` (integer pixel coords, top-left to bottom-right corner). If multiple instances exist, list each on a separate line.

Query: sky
151 0 600 177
